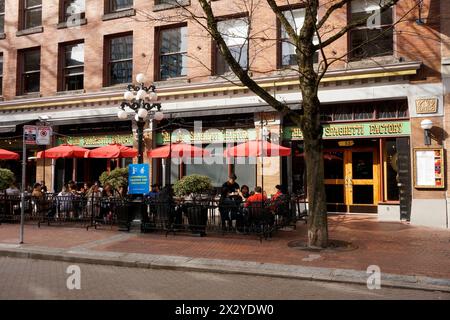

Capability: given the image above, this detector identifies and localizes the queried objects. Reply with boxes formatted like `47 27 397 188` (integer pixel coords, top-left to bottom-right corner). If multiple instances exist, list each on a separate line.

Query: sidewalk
0 215 449 292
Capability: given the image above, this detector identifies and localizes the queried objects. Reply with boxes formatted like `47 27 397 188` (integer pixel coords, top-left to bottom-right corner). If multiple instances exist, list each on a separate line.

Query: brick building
0 0 448 228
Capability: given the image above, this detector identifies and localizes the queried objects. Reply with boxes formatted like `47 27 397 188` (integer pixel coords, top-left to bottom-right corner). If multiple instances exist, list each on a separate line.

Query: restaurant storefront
153 113 258 191
45 121 134 192
283 100 412 216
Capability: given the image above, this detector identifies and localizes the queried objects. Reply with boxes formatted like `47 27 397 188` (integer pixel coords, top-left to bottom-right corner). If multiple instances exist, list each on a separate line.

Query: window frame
17 47 41 95
348 0 394 60
213 14 250 76
0 53 3 96
59 0 86 24
0 1 5 34
20 0 43 30
103 32 133 87
320 101 408 123
277 6 319 68
106 0 133 13
58 40 85 92
155 23 188 81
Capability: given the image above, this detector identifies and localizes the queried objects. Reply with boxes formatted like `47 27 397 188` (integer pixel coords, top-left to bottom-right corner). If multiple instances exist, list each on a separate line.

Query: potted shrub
173 174 213 200
99 167 128 193
173 174 213 236
0 168 15 192
0 169 15 221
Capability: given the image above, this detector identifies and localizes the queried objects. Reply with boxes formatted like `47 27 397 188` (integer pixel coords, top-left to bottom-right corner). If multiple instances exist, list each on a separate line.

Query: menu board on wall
414 148 445 189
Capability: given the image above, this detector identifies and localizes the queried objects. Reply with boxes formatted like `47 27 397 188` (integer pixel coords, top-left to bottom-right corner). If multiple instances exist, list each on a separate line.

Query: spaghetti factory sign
285 121 410 140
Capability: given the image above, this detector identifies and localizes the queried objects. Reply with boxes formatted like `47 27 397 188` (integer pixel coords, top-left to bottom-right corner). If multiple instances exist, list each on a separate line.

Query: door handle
344 177 353 187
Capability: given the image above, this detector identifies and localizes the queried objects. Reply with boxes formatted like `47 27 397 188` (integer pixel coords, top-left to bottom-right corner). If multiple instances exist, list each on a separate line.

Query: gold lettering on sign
416 98 438 114
324 125 364 137
369 123 403 135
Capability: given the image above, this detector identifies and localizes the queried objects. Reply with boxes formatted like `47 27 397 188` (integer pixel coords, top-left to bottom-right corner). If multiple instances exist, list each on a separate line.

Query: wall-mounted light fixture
420 119 433 146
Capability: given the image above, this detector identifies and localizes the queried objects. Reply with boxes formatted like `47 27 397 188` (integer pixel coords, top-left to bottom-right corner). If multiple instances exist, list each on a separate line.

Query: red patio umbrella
223 140 291 157
224 140 291 192
147 142 211 158
86 143 138 159
0 148 20 160
36 144 89 159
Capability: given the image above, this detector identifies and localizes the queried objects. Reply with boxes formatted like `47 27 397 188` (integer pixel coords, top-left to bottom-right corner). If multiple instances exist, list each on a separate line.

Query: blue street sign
128 164 150 195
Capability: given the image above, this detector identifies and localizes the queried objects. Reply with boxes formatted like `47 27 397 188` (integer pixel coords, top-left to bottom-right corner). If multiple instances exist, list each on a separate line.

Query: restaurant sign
156 128 257 145
56 134 134 147
284 121 411 140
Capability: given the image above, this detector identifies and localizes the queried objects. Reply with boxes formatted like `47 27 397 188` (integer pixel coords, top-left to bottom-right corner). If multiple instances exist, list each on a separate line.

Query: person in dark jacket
222 174 239 194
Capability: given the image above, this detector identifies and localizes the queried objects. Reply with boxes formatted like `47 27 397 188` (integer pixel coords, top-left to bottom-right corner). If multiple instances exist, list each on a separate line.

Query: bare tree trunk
297 0 328 248
302 108 328 248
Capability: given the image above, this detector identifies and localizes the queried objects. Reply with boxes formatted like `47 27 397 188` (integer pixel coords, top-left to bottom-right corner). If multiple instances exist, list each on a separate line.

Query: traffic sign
23 125 37 145
36 126 52 145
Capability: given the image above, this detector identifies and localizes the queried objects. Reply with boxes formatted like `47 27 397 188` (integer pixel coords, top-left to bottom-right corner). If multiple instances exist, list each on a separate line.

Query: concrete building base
410 199 449 229
378 204 401 222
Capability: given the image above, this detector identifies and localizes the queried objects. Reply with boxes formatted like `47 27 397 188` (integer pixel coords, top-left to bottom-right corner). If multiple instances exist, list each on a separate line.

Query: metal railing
0 193 308 241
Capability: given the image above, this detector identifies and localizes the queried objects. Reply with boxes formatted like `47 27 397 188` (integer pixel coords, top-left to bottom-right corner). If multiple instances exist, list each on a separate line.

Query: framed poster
413 148 445 189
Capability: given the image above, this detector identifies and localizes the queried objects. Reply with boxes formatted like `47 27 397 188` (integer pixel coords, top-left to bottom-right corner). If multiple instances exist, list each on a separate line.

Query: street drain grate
287 239 358 252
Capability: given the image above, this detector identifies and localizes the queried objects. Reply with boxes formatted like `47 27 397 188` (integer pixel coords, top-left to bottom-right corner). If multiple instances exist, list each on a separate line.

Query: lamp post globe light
118 73 164 164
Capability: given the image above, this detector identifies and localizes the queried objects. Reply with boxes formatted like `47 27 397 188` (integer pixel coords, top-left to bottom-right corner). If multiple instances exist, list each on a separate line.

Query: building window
215 17 249 75
18 48 40 95
349 0 394 60
320 101 408 123
0 1 5 34
280 8 318 66
21 0 42 30
377 101 408 119
60 42 84 91
0 53 3 95
60 0 85 23
106 34 133 86
158 25 187 80
107 0 133 12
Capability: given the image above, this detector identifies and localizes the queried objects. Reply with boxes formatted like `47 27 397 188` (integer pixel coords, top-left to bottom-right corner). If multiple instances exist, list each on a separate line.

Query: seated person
243 187 273 227
269 185 289 215
238 185 250 201
244 186 267 208
271 185 284 201
146 184 160 199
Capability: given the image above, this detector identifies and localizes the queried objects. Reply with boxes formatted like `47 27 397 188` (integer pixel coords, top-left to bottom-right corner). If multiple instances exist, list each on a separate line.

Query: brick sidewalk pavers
1 215 449 280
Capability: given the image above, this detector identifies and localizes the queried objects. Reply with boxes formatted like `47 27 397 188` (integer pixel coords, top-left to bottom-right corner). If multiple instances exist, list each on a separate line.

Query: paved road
0 257 448 300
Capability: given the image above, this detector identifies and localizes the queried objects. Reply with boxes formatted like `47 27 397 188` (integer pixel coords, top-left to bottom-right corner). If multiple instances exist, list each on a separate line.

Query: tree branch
315 0 400 50
316 0 351 30
197 0 296 119
265 0 299 46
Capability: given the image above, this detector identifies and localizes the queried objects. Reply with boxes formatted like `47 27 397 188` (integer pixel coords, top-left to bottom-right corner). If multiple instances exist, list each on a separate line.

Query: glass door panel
352 152 373 179
353 185 374 204
324 151 344 179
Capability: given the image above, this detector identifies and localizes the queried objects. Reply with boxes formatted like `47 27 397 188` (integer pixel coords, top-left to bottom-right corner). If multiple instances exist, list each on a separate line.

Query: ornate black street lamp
117 73 164 164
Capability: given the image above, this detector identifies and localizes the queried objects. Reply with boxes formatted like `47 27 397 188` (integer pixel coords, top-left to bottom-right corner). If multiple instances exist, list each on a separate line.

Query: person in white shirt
6 182 20 196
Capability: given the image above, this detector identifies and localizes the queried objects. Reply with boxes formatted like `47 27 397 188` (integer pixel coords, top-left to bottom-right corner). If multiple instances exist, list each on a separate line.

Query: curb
0 245 449 293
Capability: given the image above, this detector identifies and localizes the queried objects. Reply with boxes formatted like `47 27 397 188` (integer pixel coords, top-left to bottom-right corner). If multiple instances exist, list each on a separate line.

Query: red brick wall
0 0 442 100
